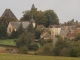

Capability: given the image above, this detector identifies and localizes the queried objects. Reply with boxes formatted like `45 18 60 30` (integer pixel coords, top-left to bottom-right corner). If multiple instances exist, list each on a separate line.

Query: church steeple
30 14 35 28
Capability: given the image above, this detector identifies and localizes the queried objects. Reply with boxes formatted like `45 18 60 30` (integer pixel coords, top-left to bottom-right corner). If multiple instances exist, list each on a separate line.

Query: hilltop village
0 4 80 57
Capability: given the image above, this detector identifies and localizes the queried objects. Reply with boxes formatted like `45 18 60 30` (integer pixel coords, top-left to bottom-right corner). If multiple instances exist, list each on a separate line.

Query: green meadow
0 39 16 46
0 53 80 60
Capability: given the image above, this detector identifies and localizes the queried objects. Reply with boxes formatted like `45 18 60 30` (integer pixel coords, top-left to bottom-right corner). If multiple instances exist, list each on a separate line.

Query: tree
0 25 7 39
16 32 35 48
75 40 80 56
74 33 80 41
26 23 34 33
37 43 54 56
17 22 24 37
35 28 43 39
54 37 70 56
29 42 39 50
10 30 17 39
20 4 48 27
0 17 17 28
18 46 28 54
16 32 35 54
44 10 59 27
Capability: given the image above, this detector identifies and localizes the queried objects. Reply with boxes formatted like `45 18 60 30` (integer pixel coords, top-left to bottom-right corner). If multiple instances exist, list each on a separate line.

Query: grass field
0 54 80 60
0 39 16 46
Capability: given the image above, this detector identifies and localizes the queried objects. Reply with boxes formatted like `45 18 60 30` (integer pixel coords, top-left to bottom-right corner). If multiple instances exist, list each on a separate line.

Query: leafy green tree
37 43 54 56
54 37 70 56
44 10 59 27
29 42 39 50
20 4 48 27
69 48 77 57
74 33 80 41
75 40 80 56
18 46 28 54
39 40 46 46
16 32 35 48
0 25 7 39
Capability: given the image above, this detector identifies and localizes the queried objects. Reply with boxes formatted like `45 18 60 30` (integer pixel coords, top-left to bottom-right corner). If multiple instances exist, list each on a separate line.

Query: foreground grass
0 54 80 60
0 39 16 46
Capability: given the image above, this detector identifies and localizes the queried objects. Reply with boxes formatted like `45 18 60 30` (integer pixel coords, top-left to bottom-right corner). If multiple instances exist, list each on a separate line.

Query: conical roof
1 9 17 20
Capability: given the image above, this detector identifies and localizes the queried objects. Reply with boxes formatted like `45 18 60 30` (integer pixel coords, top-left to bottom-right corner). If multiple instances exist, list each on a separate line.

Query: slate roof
60 30 69 35
1 9 17 20
10 22 29 29
49 25 61 28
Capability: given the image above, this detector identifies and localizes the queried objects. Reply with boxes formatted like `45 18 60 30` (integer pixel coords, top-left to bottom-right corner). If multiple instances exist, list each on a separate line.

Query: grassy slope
0 54 80 60
0 39 16 46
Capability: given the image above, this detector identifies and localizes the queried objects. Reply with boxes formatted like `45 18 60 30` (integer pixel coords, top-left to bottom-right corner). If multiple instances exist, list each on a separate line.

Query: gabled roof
43 33 51 38
40 31 51 39
1 9 17 20
9 22 29 29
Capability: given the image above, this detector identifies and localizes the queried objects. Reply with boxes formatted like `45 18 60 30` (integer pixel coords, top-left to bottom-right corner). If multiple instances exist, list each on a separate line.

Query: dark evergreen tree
26 23 34 33
10 30 17 39
17 22 24 37
0 25 7 39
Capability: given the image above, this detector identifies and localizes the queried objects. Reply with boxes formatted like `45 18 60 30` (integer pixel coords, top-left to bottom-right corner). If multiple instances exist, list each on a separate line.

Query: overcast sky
0 0 80 23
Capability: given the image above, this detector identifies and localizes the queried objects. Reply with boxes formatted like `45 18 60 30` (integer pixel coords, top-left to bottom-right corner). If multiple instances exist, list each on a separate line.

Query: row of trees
37 35 80 57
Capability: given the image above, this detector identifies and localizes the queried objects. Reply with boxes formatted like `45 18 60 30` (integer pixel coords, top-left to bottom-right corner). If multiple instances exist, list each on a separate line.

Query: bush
29 43 39 50
37 43 54 56
69 48 77 57
18 46 28 54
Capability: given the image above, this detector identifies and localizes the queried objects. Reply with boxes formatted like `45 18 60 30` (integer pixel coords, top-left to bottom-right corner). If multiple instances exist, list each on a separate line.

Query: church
1 8 35 35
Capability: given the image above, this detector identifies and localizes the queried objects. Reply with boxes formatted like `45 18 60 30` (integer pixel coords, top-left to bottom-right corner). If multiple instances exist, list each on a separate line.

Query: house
49 25 61 38
7 22 30 35
40 30 51 40
36 25 45 30
66 30 76 40
60 29 69 39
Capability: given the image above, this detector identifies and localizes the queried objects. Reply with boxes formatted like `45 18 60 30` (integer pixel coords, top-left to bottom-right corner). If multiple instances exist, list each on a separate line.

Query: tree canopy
20 4 59 27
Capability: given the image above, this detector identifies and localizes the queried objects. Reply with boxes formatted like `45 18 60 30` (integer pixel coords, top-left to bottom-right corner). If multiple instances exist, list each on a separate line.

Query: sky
0 0 80 23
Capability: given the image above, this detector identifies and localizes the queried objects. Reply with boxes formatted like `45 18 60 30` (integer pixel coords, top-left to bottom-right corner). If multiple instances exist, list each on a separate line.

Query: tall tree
17 22 24 37
0 25 7 39
26 23 34 33
44 10 59 26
